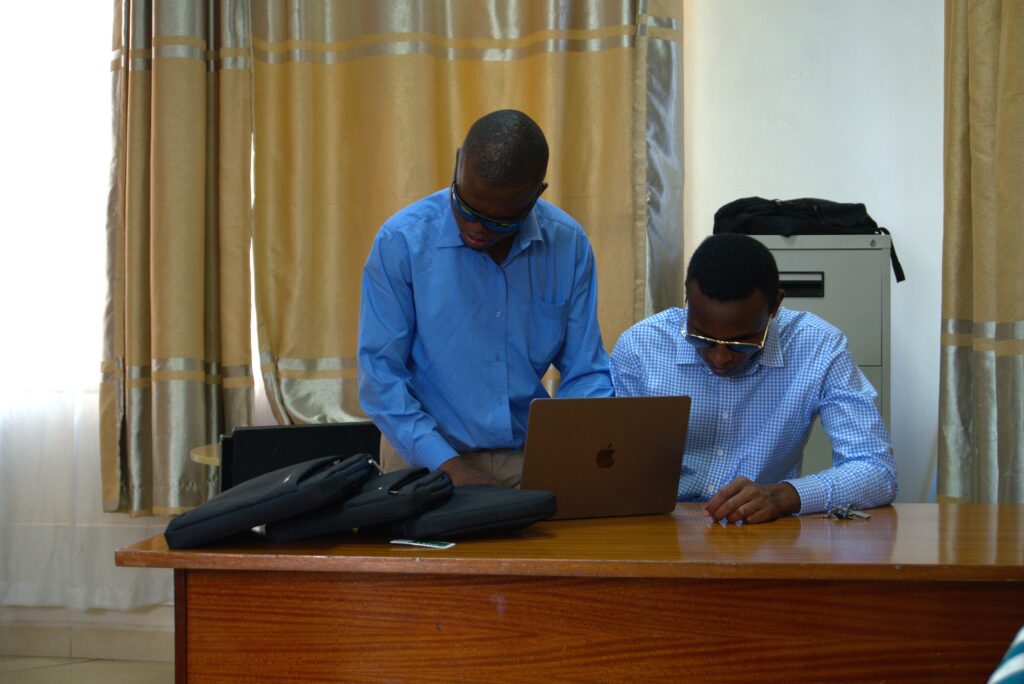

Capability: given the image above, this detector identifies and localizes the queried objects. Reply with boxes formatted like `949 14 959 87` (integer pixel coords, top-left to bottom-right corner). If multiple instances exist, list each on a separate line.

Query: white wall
682 0 944 502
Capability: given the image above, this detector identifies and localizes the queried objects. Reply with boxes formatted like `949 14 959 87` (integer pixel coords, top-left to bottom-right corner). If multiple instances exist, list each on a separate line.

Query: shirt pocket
524 297 568 369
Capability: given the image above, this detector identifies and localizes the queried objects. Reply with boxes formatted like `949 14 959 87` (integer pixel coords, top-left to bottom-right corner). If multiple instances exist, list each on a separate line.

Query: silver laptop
520 396 691 520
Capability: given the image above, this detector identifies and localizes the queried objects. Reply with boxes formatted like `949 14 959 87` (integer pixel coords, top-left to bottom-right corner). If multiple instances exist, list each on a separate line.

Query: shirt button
716 448 724 457
705 484 715 494
721 410 729 421
496 311 502 318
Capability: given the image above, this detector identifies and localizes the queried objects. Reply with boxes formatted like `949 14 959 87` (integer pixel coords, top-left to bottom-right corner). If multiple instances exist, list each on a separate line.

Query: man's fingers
711 479 789 525
727 500 757 523
712 486 757 522
729 500 776 524
704 477 751 519
743 506 777 525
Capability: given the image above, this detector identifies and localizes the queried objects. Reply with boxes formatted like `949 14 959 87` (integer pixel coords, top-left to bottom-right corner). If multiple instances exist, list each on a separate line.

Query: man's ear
538 181 548 198
771 288 785 317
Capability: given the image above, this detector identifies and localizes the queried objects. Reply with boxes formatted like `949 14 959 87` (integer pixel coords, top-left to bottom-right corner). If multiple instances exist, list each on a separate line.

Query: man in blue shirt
612 234 897 523
359 110 614 486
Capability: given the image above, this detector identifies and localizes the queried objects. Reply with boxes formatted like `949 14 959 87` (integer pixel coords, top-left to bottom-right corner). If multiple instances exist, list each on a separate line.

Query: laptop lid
520 396 690 520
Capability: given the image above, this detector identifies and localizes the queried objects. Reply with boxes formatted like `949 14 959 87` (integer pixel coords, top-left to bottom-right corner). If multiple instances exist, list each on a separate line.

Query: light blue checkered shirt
611 306 897 515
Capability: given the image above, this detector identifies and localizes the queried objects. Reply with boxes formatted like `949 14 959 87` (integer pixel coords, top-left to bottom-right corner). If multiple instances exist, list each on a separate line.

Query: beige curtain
939 0 1024 503
250 0 683 424
101 0 254 514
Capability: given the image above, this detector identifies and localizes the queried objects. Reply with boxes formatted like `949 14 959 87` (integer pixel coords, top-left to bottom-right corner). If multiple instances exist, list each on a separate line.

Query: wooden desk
117 503 1024 682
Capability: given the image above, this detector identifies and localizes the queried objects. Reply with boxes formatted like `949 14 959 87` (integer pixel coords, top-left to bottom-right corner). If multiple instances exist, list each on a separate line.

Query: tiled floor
0 657 173 683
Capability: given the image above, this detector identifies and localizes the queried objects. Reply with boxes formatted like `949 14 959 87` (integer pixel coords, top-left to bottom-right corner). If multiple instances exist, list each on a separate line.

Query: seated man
358 109 614 487
611 233 897 523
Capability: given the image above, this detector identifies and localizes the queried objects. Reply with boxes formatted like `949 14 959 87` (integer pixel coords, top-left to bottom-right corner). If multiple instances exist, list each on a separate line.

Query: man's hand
703 477 800 524
438 454 500 487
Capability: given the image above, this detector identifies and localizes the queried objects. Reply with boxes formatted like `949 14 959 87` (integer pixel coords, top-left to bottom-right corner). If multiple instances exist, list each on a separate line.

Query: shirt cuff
784 476 827 516
412 431 460 470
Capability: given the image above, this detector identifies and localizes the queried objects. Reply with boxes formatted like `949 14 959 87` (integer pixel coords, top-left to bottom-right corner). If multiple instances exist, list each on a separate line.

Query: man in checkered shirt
611 234 897 524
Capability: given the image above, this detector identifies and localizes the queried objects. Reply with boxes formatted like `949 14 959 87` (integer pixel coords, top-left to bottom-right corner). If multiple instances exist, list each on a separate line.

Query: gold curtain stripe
272 368 359 380
648 26 682 42
126 371 234 386
941 333 1024 356
100 360 122 374
152 35 207 49
223 376 255 388
942 318 1024 339
251 24 635 55
112 46 251 71
261 356 359 373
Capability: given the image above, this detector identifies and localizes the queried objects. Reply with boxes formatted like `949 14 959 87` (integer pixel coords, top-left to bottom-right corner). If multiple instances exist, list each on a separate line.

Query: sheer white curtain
0 2 171 610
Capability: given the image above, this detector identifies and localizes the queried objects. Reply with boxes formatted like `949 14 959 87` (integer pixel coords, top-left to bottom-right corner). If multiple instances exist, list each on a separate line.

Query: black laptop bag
263 468 454 542
713 196 906 282
366 485 557 541
164 454 375 549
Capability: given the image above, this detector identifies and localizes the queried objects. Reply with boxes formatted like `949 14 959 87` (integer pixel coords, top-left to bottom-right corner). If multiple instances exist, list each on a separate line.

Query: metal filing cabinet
752 235 891 475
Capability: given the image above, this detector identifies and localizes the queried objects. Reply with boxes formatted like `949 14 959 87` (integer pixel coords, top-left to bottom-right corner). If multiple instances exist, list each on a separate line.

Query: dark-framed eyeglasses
682 317 773 356
449 157 539 234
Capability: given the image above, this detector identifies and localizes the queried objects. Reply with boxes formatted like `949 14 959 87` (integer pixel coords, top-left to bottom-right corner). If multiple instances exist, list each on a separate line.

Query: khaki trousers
378 436 524 488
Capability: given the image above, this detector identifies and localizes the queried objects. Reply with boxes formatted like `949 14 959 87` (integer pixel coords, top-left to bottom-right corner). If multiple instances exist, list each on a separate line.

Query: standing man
611 233 897 523
359 109 614 486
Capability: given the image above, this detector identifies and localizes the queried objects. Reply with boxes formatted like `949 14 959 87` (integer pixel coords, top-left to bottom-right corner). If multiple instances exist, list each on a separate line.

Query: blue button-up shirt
611 306 897 514
358 189 614 469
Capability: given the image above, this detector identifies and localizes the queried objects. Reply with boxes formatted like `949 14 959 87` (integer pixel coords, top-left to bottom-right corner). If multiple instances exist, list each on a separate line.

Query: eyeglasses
682 317 773 355
449 158 540 234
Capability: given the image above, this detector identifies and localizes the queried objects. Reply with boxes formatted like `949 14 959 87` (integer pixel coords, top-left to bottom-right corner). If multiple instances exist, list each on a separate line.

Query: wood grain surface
180 569 1023 682
117 503 1024 581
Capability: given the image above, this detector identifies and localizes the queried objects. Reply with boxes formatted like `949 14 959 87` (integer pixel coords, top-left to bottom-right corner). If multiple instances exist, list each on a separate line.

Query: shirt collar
759 315 784 368
505 209 542 260
437 204 465 248
436 196 544 254
676 307 785 373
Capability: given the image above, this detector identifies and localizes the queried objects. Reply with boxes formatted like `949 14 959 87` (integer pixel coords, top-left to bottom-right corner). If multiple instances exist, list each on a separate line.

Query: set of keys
821 504 870 520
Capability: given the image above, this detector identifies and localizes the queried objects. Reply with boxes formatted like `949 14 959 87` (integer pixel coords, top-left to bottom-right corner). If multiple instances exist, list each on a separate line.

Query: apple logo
595 443 615 468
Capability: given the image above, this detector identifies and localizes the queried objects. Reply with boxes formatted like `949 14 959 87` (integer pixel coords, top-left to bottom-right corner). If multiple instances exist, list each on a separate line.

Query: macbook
520 396 691 520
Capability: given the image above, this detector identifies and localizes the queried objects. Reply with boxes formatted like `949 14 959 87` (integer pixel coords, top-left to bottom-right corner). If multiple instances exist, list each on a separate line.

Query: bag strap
876 227 906 282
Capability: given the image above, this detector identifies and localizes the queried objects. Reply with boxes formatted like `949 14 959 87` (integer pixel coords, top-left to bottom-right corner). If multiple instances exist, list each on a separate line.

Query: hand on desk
439 454 501 487
703 478 800 525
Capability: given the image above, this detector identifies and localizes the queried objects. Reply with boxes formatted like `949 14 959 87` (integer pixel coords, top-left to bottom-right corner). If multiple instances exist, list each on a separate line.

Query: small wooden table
189 443 221 466
117 503 1024 682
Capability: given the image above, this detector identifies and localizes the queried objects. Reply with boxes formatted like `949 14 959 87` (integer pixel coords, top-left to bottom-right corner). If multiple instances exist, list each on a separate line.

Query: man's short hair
463 109 548 188
685 233 779 303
